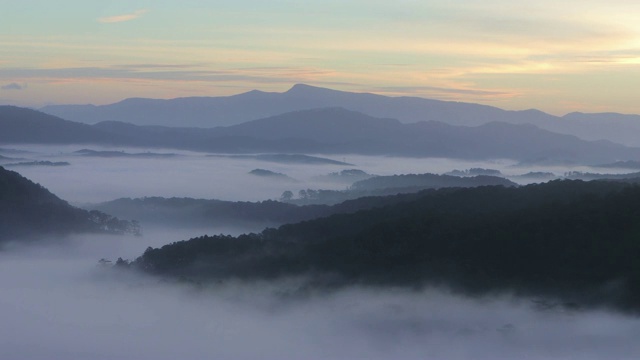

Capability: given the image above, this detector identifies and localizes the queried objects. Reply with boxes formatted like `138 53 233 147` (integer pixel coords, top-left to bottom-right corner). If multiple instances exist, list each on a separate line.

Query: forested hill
0 166 139 242
132 179 640 312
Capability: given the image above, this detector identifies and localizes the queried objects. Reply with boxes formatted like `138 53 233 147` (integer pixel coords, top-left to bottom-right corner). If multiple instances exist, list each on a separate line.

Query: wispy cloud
0 65 338 85
368 84 519 103
1 82 25 90
98 9 148 24
375 85 512 97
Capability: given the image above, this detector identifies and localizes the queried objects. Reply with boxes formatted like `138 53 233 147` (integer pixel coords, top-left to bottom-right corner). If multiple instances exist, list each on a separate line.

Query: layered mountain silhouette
3 105 640 164
41 84 640 146
0 106 118 144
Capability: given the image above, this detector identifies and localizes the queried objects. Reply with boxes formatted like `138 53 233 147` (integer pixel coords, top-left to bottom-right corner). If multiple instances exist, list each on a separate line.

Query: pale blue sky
2 0 640 114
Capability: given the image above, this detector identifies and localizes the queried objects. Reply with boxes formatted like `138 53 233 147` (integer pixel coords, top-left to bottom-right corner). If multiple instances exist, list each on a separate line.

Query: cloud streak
98 9 148 24
0 65 343 87
373 85 516 98
1 83 25 90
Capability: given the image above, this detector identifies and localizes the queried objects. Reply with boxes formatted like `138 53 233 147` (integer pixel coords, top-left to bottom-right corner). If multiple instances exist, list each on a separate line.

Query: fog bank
4 144 629 205
3 144 640 359
2 236 639 360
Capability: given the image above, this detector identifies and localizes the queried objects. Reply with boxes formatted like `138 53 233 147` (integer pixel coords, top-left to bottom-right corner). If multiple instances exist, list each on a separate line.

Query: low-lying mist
4 144 630 205
4 144 640 359
3 234 640 360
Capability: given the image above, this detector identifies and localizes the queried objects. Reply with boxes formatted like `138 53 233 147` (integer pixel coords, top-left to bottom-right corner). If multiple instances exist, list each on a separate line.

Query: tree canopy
132 179 640 312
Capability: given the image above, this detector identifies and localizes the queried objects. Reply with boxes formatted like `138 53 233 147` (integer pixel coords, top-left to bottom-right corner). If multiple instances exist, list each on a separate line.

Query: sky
1 0 640 115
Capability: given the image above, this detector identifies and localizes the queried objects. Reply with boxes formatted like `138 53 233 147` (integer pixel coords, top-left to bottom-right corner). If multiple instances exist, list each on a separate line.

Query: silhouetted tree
280 190 293 201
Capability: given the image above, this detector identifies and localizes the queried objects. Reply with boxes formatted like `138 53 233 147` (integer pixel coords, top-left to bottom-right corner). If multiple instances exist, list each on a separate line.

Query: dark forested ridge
89 191 434 229
286 174 518 205
131 179 640 312
0 166 139 242
90 174 518 225
350 173 516 191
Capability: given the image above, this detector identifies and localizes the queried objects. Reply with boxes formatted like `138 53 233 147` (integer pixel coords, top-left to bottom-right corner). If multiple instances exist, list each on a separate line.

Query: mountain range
2 105 640 164
41 84 640 147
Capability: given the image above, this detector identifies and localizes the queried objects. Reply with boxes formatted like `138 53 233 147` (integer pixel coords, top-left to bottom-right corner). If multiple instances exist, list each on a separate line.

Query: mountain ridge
40 84 640 146
3 106 640 164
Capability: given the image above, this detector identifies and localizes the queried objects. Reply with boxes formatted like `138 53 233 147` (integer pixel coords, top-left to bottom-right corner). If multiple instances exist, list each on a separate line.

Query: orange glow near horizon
1 1 640 115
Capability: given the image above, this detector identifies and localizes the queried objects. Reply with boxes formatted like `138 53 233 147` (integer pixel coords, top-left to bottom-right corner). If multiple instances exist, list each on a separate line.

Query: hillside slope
0 166 139 242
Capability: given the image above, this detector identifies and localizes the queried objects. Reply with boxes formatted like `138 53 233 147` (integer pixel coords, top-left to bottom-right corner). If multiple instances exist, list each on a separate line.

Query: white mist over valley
2 141 640 359
3 234 640 360
3 144 627 204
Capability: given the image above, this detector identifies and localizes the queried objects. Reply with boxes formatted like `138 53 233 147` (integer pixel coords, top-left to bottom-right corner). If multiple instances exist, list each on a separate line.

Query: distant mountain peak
239 89 270 97
285 83 344 96
286 83 317 92
518 109 547 115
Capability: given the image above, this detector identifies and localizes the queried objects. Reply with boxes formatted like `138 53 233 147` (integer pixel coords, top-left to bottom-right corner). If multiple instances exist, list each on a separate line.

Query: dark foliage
4 161 70 167
351 173 516 191
133 179 640 311
286 173 517 205
248 169 294 181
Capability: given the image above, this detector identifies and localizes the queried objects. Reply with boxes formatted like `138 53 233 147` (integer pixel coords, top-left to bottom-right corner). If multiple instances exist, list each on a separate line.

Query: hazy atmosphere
0 144 561 204
5 144 639 204
3 1 640 359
